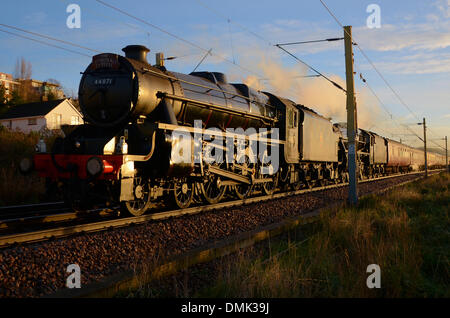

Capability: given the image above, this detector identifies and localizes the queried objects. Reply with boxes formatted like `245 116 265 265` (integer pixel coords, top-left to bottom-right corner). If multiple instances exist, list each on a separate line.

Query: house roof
0 99 68 120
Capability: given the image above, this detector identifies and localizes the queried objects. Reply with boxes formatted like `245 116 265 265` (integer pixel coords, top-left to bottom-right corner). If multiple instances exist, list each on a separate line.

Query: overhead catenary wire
228 19 236 65
425 126 447 150
194 0 421 145
192 48 213 73
90 0 339 102
356 68 424 143
194 0 410 141
95 0 323 101
360 76 424 142
0 28 91 58
275 44 346 92
195 0 343 89
318 0 446 147
276 37 344 46
193 0 339 94
318 0 446 150
94 0 265 78
0 23 101 54
357 56 430 145
58 0 207 61
3 0 299 102
194 0 270 45
3 0 443 152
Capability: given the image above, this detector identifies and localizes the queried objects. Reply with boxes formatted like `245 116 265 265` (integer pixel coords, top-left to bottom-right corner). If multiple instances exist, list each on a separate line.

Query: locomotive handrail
124 130 156 162
157 92 277 126
155 122 285 145
141 67 279 117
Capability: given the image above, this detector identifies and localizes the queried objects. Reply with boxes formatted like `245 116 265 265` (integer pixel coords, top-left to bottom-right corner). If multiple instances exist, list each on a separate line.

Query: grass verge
130 173 449 298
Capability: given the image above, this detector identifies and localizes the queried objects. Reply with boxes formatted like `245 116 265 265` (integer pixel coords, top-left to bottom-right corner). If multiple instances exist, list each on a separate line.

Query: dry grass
194 173 450 298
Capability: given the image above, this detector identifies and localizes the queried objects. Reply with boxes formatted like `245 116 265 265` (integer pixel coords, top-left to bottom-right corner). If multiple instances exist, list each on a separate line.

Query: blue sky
1 0 449 149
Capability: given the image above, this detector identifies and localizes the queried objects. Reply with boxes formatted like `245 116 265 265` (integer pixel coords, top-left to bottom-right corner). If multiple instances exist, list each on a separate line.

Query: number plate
93 78 115 86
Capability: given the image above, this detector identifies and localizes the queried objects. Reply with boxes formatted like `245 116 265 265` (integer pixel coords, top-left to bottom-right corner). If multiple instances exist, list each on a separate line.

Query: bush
0 127 62 206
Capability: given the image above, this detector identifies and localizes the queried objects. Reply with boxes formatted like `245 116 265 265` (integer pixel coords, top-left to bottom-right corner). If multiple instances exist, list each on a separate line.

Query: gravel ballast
0 174 425 297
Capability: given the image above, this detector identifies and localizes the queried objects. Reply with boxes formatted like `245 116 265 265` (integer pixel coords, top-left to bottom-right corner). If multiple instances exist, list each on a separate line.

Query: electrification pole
422 118 428 178
344 26 358 205
446 136 448 172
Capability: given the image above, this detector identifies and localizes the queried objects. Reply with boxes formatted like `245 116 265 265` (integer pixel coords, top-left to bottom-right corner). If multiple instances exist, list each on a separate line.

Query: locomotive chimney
122 45 150 63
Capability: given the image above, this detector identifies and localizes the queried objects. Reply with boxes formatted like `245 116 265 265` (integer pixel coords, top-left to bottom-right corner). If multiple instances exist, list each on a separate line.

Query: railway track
0 202 68 219
50 169 443 298
0 170 439 248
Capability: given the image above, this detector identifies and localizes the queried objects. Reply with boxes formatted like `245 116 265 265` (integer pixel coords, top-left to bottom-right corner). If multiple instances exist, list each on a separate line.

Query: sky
0 0 449 150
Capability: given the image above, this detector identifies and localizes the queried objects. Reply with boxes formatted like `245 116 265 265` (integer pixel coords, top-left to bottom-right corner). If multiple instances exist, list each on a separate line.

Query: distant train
21 45 447 216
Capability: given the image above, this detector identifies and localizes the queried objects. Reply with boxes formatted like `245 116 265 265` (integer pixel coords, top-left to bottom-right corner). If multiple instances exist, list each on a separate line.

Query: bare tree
14 57 32 80
12 57 40 103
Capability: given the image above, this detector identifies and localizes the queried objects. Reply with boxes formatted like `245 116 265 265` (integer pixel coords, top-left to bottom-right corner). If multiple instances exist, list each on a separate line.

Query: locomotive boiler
79 45 276 129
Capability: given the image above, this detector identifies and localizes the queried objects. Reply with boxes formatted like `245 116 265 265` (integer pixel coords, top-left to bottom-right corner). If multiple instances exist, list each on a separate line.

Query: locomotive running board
207 166 274 185
207 166 251 184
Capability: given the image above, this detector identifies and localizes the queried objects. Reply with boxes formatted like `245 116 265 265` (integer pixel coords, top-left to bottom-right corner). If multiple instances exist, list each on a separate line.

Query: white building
0 99 83 133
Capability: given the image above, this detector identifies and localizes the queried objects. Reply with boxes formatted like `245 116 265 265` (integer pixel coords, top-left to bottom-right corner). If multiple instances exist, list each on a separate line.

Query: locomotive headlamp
86 157 104 176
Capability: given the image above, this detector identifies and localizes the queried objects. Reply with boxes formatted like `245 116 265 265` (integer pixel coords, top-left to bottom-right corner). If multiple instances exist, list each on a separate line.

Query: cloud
353 22 450 52
22 11 48 25
367 52 450 74
434 0 450 18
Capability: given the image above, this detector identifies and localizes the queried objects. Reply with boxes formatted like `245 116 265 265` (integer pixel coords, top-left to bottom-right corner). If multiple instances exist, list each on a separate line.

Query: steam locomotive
22 45 447 216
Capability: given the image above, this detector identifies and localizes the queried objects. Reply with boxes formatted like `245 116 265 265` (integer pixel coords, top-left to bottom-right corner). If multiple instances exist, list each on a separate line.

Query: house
0 72 20 100
0 72 65 102
20 78 65 100
0 99 83 133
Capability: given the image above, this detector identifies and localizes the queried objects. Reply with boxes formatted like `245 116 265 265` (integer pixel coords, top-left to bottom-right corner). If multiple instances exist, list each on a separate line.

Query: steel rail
0 170 438 248
0 207 117 230
0 202 65 215
50 170 437 298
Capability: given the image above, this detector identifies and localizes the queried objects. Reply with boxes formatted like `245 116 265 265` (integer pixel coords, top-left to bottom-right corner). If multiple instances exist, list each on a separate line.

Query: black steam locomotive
26 45 446 215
